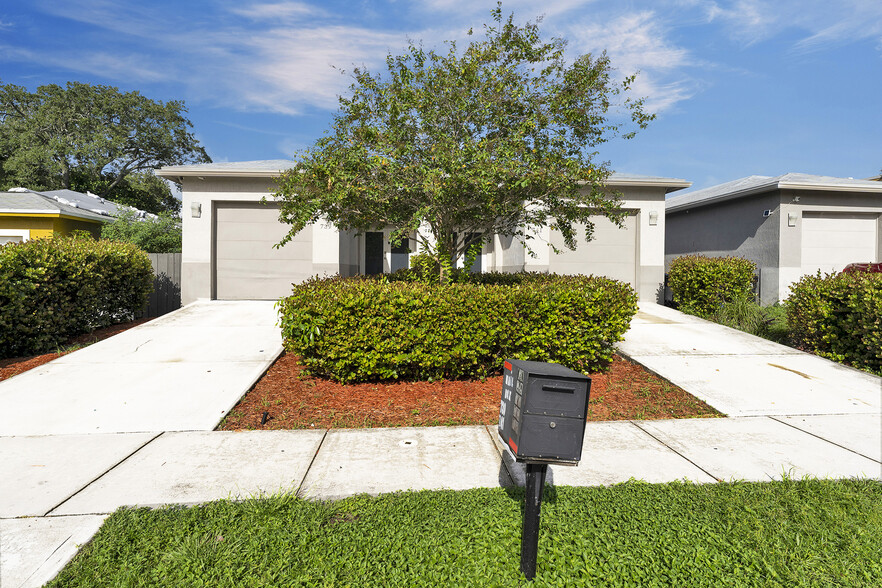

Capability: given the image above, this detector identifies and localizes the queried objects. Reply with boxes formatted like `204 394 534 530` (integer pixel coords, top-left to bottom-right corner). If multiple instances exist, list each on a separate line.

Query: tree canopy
0 80 210 214
273 7 654 280
100 209 182 253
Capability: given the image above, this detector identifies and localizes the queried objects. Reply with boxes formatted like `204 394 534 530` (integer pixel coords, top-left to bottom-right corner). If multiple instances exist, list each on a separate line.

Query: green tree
0 80 209 213
100 209 182 253
273 6 653 281
72 170 182 215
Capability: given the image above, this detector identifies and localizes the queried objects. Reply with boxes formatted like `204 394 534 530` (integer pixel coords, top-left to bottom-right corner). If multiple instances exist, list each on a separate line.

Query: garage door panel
216 239 311 261
548 214 637 288
215 205 285 223
801 212 878 275
214 202 316 300
216 275 312 300
215 221 304 242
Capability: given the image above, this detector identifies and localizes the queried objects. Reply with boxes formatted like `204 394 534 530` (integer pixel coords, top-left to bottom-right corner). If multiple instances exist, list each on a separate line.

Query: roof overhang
667 178 882 213
0 210 108 223
605 177 691 193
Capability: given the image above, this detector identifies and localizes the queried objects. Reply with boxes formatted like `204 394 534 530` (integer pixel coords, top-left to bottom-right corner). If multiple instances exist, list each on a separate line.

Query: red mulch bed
0 318 151 382
218 352 722 430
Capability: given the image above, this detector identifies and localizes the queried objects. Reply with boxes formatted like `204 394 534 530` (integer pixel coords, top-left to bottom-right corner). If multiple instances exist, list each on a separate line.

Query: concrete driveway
0 300 283 436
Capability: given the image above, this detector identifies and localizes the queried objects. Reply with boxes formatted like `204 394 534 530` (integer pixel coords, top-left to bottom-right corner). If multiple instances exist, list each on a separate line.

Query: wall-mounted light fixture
762 210 772 217
648 211 658 226
191 202 202 218
788 213 797 227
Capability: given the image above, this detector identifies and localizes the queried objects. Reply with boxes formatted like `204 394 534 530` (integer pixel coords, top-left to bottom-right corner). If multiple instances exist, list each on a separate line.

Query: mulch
218 352 722 430
0 318 151 382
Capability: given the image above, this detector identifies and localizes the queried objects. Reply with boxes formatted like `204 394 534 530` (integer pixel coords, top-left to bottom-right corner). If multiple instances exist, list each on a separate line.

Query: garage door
801 212 878 276
214 202 313 300
548 213 637 289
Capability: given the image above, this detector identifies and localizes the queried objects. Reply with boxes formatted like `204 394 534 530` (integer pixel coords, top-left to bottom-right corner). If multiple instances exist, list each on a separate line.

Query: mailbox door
523 376 589 418
518 415 585 462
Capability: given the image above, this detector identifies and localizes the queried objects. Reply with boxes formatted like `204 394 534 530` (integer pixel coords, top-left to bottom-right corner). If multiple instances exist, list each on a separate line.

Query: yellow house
0 188 114 245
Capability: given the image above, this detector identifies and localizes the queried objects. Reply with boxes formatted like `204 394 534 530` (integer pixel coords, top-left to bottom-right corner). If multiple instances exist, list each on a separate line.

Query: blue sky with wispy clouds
1 0 880 189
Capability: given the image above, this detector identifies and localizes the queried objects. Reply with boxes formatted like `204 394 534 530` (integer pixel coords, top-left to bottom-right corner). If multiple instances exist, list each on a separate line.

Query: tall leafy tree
0 80 209 213
273 7 654 281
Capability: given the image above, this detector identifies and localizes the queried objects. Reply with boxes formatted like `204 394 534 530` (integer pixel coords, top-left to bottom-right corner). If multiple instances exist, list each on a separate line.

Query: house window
0 229 29 245
390 236 410 272
365 231 384 275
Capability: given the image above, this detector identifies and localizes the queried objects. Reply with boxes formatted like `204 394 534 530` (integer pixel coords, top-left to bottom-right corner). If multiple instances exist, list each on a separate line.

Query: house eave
667 179 882 214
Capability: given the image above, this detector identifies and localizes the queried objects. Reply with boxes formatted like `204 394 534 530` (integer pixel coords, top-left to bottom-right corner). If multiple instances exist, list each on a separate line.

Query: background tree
100 209 182 253
0 81 210 214
273 6 654 281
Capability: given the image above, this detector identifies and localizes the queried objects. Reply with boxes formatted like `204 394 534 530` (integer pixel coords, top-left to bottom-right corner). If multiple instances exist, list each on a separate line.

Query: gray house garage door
548 212 638 289
214 202 313 300
801 211 878 276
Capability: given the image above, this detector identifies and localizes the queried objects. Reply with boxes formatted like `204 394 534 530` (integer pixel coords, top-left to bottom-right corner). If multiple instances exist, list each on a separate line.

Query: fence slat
145 253 182 317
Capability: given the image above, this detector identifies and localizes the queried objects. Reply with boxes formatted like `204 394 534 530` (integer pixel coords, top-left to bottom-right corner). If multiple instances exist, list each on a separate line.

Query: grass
691 299 791 344
49 478 882 587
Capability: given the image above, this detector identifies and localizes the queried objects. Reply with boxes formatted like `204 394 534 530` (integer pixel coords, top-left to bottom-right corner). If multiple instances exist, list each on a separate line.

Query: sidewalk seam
628 421 722 482
769 416 882 464
295 429 329 498
43 432 163 516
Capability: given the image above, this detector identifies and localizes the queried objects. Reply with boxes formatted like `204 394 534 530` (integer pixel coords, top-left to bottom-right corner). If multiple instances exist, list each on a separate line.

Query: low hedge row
278 274 637 382
0 235 153 359
668 255 756 316
787 271 882 375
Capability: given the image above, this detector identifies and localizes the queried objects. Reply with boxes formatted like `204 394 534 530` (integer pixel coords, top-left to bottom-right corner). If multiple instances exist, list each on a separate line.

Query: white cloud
0 46 168 83
230 26 406 114
567 11 699 112
10 0 703 116
228 2 324 21
698 0 882 50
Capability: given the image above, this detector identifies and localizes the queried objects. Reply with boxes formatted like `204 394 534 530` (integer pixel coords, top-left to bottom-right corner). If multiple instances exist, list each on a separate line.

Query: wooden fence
145 253 182 317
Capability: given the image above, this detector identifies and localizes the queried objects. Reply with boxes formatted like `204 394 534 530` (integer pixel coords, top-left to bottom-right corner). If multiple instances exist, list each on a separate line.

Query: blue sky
1 0 880 190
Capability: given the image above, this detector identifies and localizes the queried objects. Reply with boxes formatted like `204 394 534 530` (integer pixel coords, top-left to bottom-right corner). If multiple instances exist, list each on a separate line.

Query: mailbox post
498 359 591 580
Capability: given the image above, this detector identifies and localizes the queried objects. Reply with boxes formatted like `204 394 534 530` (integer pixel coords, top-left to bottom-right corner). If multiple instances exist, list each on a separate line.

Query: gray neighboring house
666 173 882 304
158 160 689 305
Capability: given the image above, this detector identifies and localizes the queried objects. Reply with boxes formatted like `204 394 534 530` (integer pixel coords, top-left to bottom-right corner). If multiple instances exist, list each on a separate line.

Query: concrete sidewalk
2 302 880 587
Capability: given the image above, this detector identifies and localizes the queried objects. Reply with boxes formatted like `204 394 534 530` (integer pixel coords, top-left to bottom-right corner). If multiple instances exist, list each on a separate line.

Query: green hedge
787 271 882 375
0 235 153 359
279 274 637 382
668 255 756 316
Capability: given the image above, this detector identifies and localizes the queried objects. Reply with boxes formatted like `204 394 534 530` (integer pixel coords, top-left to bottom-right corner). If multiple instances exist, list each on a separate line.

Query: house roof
41 189 127 217
158 160 294 179
0 188 111 222
158 160 691 192
666 173 882 213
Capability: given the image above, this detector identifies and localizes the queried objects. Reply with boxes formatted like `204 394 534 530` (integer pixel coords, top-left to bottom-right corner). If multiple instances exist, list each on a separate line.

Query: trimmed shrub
668 255 756 316
0 235 153 358
787 271 882 375
278 274 637 382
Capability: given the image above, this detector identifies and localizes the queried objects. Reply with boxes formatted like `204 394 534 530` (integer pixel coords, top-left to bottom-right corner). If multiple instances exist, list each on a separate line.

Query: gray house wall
666 192 781 304
667 187 882 304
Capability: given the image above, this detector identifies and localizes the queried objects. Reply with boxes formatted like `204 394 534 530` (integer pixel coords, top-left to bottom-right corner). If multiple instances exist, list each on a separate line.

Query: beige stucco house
158 160 689 305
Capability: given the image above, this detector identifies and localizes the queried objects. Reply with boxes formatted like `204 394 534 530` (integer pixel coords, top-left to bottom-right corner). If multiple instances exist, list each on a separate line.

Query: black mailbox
498 359 591 465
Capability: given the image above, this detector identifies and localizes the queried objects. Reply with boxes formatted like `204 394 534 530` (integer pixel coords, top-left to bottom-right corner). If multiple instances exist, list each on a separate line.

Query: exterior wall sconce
191 202 202 218
788 213 797 227
648 211 658 226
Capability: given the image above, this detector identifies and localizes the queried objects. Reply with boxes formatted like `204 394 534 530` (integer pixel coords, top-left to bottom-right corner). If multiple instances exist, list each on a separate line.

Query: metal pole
520 463 548 580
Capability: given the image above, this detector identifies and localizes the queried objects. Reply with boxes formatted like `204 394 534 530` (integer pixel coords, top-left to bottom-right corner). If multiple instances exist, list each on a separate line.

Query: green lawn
50 479 881 587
